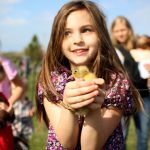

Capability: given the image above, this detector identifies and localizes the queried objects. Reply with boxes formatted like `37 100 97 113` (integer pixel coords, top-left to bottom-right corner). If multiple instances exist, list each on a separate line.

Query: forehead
65 9 93 27
113 20 128 31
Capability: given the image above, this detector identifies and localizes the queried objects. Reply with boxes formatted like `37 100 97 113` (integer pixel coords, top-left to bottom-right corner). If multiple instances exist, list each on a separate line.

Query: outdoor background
0 0 150 149
0 0 150 51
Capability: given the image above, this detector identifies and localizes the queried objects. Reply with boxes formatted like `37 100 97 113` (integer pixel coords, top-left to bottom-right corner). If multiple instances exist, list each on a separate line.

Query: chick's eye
74 70 78 74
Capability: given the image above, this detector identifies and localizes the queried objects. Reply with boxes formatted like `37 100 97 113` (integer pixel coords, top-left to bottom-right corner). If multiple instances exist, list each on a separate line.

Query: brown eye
81 27 93 33
64 31 71 37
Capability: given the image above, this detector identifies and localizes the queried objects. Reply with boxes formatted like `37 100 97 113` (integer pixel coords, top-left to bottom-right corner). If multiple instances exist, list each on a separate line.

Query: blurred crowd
0 55 35 150
110 16 150 150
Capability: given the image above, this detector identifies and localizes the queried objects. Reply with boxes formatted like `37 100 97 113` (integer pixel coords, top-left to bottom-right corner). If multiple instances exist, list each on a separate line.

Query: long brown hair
36 0 143 124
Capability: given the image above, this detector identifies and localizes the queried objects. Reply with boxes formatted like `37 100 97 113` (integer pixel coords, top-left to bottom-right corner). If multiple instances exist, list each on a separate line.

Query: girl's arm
43 79 99 149
81 76 127 150
81 106 122 150
9 74 25 105
43 98 79 149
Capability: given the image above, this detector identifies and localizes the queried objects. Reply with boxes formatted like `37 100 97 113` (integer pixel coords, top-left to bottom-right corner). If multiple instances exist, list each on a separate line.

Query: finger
67 80 96 89
66 84 99 97
70 98 95 109
93 78 105 85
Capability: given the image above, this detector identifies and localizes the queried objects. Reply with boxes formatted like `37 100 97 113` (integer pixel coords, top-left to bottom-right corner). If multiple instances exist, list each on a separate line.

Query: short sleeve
0 56 18 80
103 72 135 116
37 66 72 105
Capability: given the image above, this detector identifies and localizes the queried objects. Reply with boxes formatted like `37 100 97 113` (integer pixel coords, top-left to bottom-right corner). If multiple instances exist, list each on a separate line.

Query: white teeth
76 50 83 53
74 49 87 53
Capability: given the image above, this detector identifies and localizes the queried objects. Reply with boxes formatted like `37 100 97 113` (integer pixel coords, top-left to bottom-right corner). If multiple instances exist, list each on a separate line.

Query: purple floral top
37 67 135 150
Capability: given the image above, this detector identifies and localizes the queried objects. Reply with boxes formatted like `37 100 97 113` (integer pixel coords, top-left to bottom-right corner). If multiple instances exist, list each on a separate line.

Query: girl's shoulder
37 66 72 104
50 66 72 84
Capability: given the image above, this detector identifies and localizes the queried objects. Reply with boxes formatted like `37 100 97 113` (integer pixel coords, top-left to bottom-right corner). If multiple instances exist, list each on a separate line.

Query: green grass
29 117 47 150
126 118 137 150
126 118 150 150
27 71 48 150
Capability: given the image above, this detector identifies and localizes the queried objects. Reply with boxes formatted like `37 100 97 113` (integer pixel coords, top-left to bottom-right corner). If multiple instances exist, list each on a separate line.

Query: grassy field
28 71 150 150
126 118 150 150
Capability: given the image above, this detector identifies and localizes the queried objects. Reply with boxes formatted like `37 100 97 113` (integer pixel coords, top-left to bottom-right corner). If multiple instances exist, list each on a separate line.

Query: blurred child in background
0 55 24 150
12 58 34 150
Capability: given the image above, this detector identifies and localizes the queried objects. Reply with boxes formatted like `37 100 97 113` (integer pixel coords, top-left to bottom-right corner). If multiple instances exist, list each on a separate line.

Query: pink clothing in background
0 56 18 99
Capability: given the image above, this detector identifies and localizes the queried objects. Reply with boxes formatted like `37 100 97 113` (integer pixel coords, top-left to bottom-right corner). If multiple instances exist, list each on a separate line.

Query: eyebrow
65 25 94 30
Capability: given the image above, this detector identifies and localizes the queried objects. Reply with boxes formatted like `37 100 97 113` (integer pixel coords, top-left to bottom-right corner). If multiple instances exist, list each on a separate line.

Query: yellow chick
72 66 96 116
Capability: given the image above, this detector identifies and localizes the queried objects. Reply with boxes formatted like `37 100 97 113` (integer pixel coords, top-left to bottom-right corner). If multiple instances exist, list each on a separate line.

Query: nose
117 31 123 36
72 32 84 44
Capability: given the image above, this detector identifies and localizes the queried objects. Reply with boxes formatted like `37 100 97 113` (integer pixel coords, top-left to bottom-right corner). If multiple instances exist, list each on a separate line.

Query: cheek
120 32 129 42
61 40 66 50
87 35 99 46
113 32 120 39
61 40 69 54
90 40 99 56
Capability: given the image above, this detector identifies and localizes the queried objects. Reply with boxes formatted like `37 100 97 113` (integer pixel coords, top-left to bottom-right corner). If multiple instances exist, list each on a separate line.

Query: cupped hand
87 78 106 110
63 78 99 110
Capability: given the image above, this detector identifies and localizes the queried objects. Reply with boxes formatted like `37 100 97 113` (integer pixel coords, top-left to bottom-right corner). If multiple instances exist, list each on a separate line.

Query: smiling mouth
72 49 88 56
72 48 88 52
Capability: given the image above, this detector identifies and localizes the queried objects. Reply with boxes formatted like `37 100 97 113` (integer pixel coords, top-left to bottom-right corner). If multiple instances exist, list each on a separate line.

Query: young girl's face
112 21 130 44
61 9 99 68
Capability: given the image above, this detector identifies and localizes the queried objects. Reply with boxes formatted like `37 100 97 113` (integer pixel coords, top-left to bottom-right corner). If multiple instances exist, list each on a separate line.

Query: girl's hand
63 79 99 110
87 78 106 110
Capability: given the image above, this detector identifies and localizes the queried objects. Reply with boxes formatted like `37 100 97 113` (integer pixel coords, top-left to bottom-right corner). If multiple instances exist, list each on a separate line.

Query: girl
110 16 136 52
0 55 24 150
110 16 150 150
36 1 143 150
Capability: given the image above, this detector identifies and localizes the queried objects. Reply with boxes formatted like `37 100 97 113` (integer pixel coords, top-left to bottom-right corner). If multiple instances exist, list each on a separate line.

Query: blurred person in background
11 58 34 150
0 55 25 150
12 94 34 150
130 35 150 88
136 35 150 50
110 16 150 150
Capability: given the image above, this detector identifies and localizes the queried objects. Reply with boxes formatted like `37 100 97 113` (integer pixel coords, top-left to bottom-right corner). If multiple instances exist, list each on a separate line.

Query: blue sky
0 0 150 52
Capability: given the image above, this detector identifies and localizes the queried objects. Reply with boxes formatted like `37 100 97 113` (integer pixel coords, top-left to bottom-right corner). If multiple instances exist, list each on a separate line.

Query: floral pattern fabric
37 67 135 150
